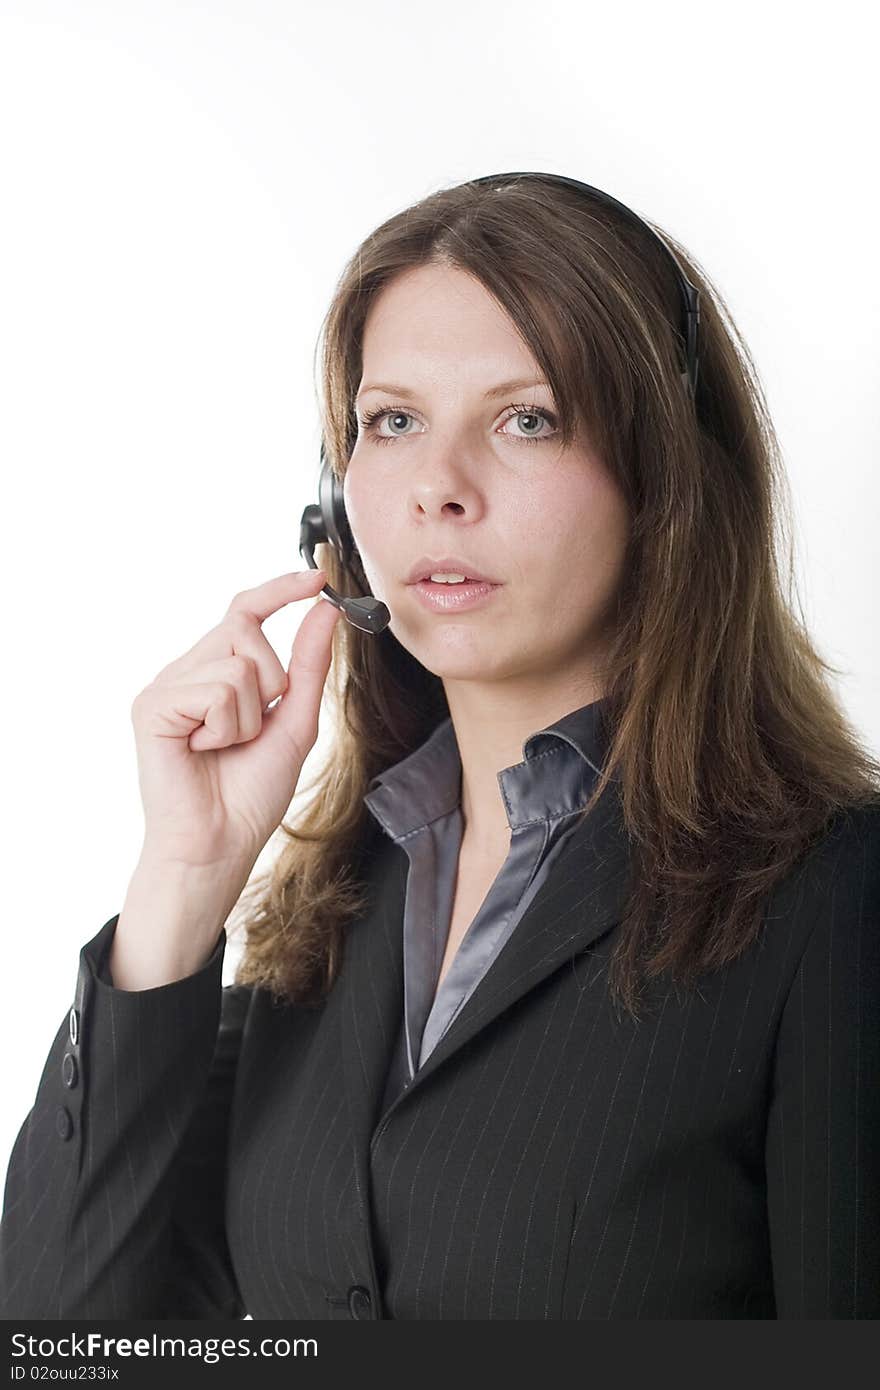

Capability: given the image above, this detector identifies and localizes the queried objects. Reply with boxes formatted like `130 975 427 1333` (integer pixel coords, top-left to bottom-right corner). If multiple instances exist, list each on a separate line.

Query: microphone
299 503 391 635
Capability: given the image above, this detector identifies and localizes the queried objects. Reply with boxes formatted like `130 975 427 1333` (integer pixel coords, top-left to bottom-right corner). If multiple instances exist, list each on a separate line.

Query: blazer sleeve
0 913 251 1320
765 806 880 1318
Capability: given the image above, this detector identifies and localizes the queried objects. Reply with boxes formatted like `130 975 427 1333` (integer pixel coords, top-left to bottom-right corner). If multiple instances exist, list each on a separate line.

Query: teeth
429 572 468 583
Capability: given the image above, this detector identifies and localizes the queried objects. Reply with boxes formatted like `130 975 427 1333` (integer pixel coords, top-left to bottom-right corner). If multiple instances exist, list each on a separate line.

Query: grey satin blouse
363 695 613 1116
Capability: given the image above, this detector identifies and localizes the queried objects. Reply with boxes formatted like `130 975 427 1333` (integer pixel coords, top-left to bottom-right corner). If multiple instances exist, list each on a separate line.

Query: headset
298 170 702 635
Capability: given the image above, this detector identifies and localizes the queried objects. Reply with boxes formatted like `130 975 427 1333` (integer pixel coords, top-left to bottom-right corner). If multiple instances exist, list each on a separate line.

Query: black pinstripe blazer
1 790 878 1320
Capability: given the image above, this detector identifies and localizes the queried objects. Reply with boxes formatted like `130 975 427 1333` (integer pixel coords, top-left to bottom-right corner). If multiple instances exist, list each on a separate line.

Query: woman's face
343 263 631 694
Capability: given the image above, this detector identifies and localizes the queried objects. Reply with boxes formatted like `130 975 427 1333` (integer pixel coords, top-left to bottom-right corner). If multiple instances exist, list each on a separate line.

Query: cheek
554 477 631 594
514 464 628 550
342 459 389 551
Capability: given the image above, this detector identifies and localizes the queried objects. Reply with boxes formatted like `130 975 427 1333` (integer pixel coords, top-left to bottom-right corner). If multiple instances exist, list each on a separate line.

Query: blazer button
62 1052 78 1089
68 1007 79 1047
55 1106 73 1141
347 1285 372 1320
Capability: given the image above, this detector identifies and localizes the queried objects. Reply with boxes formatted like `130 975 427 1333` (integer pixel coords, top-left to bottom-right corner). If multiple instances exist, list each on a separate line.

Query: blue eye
356 403 560 447
499 405 559 443
359 407 418 441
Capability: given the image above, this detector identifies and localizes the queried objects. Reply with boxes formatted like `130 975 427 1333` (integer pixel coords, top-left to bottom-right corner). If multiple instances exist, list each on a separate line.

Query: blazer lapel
409 778 634 1089
339 836 408 1138
340 779 634 1143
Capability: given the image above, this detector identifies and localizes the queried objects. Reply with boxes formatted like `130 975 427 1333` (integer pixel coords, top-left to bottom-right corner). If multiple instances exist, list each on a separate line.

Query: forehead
360 265 541 382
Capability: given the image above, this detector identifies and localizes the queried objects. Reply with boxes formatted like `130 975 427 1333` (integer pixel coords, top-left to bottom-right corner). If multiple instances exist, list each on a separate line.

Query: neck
446 677 607 852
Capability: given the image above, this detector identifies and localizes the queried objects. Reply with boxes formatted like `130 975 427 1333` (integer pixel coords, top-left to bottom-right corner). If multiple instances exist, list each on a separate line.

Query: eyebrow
355 377 552 402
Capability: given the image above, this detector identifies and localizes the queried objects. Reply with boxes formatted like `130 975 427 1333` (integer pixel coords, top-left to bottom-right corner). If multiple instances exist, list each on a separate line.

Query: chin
419 643 527 685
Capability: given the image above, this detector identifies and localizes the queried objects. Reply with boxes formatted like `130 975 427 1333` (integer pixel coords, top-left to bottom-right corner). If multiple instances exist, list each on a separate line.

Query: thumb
263 594 343 761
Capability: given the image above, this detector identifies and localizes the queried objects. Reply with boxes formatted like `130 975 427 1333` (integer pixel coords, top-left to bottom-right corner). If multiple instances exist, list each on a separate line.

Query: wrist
110 854 248 990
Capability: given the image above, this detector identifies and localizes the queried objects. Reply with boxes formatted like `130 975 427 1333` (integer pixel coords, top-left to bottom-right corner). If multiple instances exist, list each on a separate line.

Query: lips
405 555 499 584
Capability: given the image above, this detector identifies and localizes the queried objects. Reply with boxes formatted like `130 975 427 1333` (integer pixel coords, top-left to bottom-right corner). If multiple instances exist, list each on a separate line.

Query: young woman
1 171 878 1321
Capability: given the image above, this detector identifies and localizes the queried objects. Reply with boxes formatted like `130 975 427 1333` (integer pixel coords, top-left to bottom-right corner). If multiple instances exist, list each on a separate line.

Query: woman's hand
129 567 342 876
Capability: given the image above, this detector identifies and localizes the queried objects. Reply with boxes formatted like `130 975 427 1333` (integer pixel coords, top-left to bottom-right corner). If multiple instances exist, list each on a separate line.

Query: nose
407 440 487 523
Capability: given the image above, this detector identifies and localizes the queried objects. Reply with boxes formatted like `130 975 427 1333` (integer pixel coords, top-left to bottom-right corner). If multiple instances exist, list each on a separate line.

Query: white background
1 0 877 1190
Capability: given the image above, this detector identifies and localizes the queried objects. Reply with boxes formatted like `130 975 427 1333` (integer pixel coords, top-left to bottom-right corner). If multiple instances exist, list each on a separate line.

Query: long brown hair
229 172 880 1022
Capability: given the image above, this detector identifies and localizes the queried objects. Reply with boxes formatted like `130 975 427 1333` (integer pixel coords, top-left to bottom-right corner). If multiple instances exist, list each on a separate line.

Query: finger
135 679 242 748
225 567 330 626
190 654 264 746
261 594 342 761
163 624 289 712
187 676 248 750
153 568 328 686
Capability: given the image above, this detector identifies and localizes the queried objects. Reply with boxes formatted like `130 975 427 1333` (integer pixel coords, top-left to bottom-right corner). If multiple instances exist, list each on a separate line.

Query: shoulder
798 799 880 888
751 800 880 996
775 800 880 999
